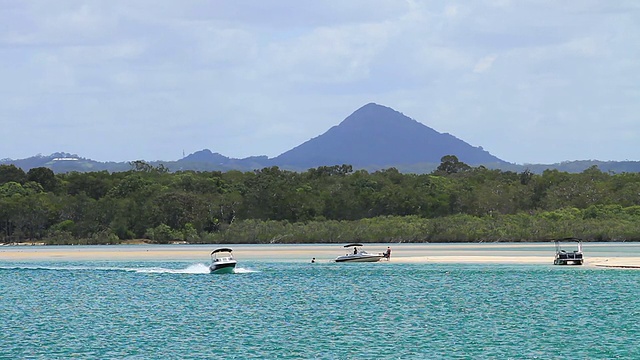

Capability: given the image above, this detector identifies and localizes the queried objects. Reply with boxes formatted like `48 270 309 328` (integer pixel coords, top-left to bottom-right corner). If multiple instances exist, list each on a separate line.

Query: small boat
553 237 584 265
335 243 384 263
209 248 237 273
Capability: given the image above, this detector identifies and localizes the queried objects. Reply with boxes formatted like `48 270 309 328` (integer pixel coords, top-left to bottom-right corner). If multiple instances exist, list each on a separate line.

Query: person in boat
353 247 358 255
311 258 316 263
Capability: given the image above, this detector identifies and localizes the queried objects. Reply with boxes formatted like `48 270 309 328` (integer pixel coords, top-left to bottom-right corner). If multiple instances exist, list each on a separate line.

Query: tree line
1 156 640 244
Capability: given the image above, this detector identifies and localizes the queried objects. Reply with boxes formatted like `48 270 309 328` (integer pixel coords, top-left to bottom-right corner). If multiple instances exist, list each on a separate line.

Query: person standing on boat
385 247 391 260
353 247 358 255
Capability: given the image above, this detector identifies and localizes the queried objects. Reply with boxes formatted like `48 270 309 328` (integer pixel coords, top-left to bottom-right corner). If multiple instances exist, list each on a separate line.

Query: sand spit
2 243 640 268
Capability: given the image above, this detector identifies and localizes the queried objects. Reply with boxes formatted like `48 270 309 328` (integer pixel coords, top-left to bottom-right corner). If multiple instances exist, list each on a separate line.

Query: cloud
0 0 639 164
263 22 392 84
473 54 498 73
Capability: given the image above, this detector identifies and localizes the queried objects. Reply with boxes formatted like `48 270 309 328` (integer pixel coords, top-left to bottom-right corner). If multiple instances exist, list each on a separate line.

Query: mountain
4 103 640 174
181 149 230 164
270 103 507 168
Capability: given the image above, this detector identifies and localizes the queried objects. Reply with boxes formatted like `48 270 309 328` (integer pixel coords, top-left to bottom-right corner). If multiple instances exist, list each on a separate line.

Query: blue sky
1 1 639 164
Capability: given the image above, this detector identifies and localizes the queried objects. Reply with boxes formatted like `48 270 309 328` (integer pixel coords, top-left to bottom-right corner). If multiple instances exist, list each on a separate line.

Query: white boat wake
133 264 259 274
134 263 211 274
0 263 259 274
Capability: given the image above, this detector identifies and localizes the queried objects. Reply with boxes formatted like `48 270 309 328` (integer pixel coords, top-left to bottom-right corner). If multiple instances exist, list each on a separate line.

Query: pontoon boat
553 238 584 265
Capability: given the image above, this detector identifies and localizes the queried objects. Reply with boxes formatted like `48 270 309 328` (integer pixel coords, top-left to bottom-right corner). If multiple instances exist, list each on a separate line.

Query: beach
2 242 640 268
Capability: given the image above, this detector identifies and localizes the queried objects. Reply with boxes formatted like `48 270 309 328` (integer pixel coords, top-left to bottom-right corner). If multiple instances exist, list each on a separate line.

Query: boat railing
556 251 583 260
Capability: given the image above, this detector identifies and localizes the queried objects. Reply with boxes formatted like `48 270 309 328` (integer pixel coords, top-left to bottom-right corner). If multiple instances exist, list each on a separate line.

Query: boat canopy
343 243 364 248
211 248 233 255
553 237 582 243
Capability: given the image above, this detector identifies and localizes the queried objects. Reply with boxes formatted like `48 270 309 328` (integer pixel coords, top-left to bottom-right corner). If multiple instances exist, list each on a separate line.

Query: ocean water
1 259 639 359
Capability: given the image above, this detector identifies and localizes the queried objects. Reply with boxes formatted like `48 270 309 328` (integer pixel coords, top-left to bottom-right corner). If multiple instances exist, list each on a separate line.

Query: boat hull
209 261 237 274
335 255 383 263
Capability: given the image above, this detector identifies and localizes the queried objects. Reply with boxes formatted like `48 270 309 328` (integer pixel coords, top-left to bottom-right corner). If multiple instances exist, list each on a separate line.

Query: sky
1 1 639 165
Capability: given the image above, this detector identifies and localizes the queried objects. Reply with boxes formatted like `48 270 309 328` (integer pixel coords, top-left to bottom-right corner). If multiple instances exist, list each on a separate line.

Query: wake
234 267 258 274
0 263 259 274
135 264 259 274
134 263 210 274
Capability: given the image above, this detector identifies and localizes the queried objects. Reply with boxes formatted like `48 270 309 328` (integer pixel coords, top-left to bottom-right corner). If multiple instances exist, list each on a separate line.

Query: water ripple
1 262 639 359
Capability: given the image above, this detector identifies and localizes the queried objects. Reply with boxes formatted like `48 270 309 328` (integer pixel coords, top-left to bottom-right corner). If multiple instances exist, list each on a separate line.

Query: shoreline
3 242 640 268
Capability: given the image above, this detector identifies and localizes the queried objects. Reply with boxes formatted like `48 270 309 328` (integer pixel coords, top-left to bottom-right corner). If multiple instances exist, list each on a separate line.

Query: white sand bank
2 243 640 268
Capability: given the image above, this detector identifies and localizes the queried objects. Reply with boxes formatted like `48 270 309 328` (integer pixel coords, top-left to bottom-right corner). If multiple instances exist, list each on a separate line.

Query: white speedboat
335 243 383 263
209 248 237 274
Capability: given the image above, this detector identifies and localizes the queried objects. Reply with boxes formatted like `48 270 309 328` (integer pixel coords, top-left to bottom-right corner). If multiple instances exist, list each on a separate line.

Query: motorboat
209 248 237 273
335 243 384 263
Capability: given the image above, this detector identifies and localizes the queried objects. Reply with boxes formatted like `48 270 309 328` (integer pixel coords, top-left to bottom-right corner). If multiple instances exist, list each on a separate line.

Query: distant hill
175 149 268 171
270 103 507 168
181 149 230 164
3 103 640 174
0 153 130 173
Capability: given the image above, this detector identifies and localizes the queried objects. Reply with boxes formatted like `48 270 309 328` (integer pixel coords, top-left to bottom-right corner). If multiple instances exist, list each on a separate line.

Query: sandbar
2 242 640 268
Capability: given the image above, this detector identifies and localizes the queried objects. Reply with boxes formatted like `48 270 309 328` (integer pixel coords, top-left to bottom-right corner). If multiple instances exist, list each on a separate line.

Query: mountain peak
181 149 229 163
343 102 398 122
359 102 386 110
272 103 506 168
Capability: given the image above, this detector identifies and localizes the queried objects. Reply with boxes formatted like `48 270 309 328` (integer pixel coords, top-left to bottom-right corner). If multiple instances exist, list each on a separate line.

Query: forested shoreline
2 156 640 245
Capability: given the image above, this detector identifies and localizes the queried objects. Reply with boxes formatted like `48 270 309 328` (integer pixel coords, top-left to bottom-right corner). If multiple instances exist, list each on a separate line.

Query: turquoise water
1 260 639 359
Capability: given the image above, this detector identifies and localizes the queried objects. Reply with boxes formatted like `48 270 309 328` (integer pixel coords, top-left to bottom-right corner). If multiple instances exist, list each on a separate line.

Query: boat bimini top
211 248 233 255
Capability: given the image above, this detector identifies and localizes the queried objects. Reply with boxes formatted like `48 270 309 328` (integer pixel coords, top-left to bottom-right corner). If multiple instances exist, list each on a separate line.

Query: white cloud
473 54 498 73
444 5 459 18
0 0 639 163
264 22 392 83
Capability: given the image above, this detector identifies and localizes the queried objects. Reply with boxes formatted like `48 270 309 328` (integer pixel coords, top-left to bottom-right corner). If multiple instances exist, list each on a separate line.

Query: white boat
209 248 237 273
553 237 584 265
335 243 384 263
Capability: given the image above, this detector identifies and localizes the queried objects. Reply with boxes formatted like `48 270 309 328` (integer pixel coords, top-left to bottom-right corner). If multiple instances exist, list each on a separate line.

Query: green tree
129 160 154 172
61 171 113 199
27 167 58 192
434 155 471 175
0 182 30 197
0 164 26 185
